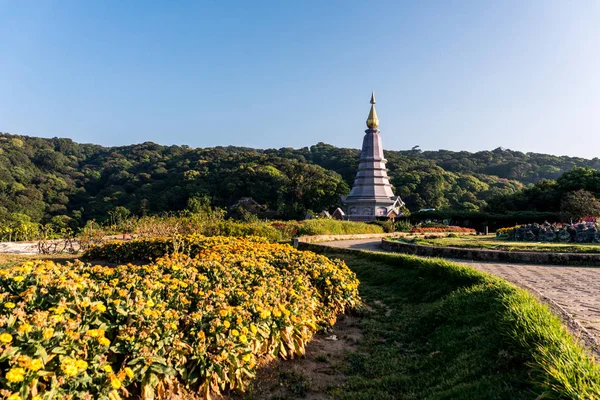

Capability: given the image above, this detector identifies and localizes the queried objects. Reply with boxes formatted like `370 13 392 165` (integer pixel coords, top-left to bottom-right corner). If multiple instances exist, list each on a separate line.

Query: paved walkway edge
494 274 600 357
298 240 600 359
382 238 600 266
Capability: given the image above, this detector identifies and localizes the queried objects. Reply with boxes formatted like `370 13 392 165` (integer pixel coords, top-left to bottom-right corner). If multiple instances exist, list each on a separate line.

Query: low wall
381 239 600 266
296 241 365 255
294 232 407 246
293 232 457 246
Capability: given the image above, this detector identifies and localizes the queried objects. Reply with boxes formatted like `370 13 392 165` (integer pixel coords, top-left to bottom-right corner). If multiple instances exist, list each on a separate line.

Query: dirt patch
226 313 363 400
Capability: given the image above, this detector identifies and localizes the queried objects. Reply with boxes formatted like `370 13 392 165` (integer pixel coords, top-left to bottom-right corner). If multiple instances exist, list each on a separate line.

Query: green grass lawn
320 250 600 399
396 234 600 253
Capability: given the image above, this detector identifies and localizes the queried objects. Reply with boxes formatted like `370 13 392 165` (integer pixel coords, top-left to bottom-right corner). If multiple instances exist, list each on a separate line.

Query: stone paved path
318 238 600 355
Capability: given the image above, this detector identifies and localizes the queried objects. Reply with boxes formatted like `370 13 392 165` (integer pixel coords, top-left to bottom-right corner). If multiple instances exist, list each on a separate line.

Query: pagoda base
341 196 404 221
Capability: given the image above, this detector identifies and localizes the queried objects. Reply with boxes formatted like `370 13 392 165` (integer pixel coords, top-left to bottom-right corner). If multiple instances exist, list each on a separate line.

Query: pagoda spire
366 91 379 129
341 92 404 221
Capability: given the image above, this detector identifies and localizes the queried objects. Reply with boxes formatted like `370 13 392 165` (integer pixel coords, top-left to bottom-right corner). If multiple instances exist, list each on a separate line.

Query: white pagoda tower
341 92 404 221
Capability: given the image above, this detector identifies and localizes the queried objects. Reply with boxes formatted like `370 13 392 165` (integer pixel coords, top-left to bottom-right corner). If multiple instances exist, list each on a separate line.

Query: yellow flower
51 314 63 323
18 323 32 333
239 334 248 344
54 306 66 315
95 303 107 312
17 355 31 368
7 394 22 400
98 337 111 346
0 332 13 343
29 359 43 371
250 324 258 334
223 320 230 329
32 396 42 400
273 309 282 318
76 359 88 370
4 302 16 309
86 329 100 337
231 329 239 337
124 367 134 379
42 328 54 340
6 367 25 382
63 364 78 376
242 353 252 362
104 364 113 373
219 309 228 317
12 275 25 282
111 377 122 389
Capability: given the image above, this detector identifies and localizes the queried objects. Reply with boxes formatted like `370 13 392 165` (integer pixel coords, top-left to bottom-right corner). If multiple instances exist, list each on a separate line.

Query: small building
341 92 404 221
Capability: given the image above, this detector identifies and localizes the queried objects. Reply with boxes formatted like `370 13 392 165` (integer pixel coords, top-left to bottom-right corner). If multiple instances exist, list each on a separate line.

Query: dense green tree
560 190 600 222
0 132 599 226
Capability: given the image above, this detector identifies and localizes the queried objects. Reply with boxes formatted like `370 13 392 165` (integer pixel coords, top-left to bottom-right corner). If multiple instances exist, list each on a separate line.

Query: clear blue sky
1 1 599 158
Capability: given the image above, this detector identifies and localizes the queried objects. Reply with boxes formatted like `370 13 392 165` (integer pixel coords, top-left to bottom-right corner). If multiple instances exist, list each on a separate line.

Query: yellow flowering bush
496 226 518 237
83 234 267 263
0 237 359 399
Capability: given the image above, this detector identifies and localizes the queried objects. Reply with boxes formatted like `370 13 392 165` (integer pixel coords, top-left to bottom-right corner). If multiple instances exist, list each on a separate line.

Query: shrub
410 226 476 234
84 234 259 263
367 220 396 233
0 237 360 399
295 220 383 236
496 226 517 237
395 219 412 232
89 216 383 244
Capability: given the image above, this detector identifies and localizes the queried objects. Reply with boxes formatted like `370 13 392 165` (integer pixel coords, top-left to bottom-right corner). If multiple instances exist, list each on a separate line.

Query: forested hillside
1 132 599 228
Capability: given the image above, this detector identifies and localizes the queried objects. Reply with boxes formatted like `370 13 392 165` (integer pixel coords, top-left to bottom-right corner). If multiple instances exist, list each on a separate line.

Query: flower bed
0 237 360 399
498 222 600 243
84 234 267 263
410 226 476 234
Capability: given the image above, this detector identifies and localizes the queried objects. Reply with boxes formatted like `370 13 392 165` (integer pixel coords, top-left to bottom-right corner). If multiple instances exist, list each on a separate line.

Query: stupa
341 92 404 221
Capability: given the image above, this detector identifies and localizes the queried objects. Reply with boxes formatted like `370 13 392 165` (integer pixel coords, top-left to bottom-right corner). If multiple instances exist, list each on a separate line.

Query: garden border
381 239 600 266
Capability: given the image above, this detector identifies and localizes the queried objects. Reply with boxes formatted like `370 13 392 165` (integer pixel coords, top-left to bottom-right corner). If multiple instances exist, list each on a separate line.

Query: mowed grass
402 234 600 253
319 250 600 400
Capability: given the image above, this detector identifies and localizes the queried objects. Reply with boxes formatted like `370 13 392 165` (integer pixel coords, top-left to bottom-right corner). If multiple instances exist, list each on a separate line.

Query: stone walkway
319 238 600 356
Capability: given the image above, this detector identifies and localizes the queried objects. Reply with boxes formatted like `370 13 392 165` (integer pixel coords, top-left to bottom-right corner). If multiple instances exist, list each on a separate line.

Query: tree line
0 132 599 230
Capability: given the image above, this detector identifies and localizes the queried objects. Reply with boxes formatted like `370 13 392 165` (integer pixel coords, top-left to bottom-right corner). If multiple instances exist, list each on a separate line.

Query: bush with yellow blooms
0 236 359 399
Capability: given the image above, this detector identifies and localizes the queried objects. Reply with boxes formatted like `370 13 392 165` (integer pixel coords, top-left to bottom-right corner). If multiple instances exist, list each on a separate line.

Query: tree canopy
0 132 599 227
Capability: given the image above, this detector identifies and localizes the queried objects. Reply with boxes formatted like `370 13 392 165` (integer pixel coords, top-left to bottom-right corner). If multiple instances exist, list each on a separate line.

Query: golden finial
366 91 379 129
